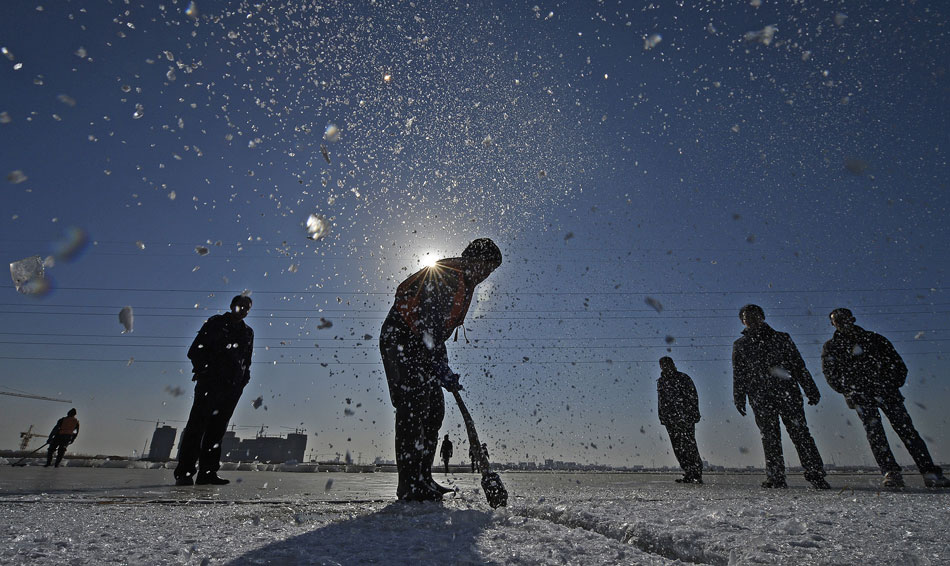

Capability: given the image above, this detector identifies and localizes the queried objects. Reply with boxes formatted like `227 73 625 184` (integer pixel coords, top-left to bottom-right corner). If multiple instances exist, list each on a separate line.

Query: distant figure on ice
732 304 830 489
45 408 79 468
657 357 703 484
380 238 502 501
175 295 254 486
439 434 453 475
822 308 949 488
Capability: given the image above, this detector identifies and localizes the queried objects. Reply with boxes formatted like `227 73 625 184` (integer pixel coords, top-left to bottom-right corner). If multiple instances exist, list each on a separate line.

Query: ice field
1 468 947 565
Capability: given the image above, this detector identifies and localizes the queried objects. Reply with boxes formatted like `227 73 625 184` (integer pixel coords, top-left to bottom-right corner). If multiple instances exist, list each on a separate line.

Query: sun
421 252 439 268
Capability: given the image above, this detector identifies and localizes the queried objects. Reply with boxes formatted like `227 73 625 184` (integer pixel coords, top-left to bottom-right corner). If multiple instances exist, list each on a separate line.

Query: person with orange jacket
45 408 79 468
380 238 502 502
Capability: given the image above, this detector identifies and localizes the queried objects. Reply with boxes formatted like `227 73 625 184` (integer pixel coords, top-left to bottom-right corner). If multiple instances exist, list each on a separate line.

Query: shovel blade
481 472 508 508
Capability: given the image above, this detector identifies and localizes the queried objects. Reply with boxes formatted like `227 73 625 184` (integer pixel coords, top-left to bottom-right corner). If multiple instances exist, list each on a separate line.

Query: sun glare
421 252 439 268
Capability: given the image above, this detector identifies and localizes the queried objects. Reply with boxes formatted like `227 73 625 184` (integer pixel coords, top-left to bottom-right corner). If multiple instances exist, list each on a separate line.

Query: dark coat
733 324 820 411
657 370 700 426
188 313 254 388
440 439 453 460
821 325 906 406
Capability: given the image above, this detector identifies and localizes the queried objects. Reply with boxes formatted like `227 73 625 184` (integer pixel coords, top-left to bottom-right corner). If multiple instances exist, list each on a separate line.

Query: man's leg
175 384 212 481
854 404 900 474
781 402 827 485
880 401 940 475
382 337 431 499
753 407 786 484
422 385 445 484
197 387 242 477
45 442 56 467
54 440 67 467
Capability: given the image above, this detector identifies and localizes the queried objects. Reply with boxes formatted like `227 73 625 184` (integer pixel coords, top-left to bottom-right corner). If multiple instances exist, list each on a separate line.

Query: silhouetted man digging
733 304 830 489
657 357 703 484
175 295 254 486
380 238 502 502
822 308 950 488
45 408 79 468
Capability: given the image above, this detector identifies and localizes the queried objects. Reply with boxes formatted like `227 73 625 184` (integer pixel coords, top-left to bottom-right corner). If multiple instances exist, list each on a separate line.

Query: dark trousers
175 381 243 480
443 458 450 475
665 423 702 478
380 325 445 499
752 401 825 481
854 401 940 475
46 435 70 467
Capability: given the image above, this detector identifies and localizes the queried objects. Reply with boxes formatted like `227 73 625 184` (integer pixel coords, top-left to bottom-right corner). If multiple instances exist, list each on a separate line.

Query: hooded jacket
733 324 820 410
821 324 906 406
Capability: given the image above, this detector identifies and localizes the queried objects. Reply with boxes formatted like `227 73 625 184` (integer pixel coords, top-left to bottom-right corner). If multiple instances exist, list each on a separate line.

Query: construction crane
19 425 45 450
0 390 71 403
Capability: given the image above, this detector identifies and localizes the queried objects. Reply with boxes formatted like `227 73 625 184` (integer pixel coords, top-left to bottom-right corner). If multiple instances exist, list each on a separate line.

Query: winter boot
761 477 788 489
922 472 950 488
195 472 229 485
882 471 904 488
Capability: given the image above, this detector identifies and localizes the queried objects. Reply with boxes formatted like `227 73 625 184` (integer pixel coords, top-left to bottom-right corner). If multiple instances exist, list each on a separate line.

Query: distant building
219 431 307 464
148 426 177 461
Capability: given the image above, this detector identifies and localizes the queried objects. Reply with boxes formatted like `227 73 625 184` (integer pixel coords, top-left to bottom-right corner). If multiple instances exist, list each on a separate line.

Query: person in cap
45 408 79 468
657 357 703 484
380 238 502 501
175 295 254 486
822 308 949 488
733 304 830 489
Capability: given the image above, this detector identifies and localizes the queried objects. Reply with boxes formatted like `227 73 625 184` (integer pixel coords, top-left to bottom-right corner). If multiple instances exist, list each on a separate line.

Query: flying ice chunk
132 103 144 119
6 170 27 184
135 241 146 250
9 255 48 294
119 306 134 333
195 245 209 256
306 213 330 240
0 112 10 123
643 33 662 50
743 25 777 46
834 13 848 26
320 144 331 164
324 124 341 142
317 317 333 329
644 297 663 313
185 1 199 19
252 396 264 409
769 366 792 380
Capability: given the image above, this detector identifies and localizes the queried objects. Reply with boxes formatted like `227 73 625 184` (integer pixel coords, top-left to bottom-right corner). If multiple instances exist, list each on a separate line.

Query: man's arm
242 327 254 385
732 343 749 415
820 340 849 394
785 335 820 404
686 377 700 423
187 318 218 376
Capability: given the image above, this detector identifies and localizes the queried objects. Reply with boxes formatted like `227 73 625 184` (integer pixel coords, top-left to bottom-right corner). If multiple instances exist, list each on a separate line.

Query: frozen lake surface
1 468 947 565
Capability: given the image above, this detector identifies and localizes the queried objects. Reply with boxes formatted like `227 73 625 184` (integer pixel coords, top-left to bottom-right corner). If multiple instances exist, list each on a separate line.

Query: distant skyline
2 1 948 471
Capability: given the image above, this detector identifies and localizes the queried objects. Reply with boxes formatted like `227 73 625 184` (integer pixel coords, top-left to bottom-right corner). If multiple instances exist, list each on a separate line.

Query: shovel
451 390 507 508
12 442 49 467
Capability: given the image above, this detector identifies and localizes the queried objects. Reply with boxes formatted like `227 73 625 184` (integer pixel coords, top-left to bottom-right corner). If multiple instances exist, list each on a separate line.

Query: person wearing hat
732 304 830 489
45 408 79 468
380 238 502 502
822 308 949 488
175 294 254 486
657 357 703 484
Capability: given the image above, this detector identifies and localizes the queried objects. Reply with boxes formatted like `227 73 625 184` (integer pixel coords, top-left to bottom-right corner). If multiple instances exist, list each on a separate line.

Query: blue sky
1 0 948 469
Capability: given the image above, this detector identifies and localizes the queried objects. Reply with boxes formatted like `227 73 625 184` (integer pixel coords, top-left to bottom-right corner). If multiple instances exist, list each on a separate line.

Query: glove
440 372 462 392
735 402 747 416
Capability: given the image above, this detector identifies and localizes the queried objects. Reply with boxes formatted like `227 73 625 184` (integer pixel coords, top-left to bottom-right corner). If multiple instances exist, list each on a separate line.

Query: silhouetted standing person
733 304 830 489
380 238 502 501
439 434 453 475
45 408 79 468
175 295 254 486
822 308 949 488
657 357 703 484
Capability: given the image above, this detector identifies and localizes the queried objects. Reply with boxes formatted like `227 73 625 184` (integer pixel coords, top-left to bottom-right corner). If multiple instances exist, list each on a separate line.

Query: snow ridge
515 504 728 565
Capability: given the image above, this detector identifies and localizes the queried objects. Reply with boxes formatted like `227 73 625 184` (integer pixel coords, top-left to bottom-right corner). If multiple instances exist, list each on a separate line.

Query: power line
3 285 946 296
0 353 944 365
